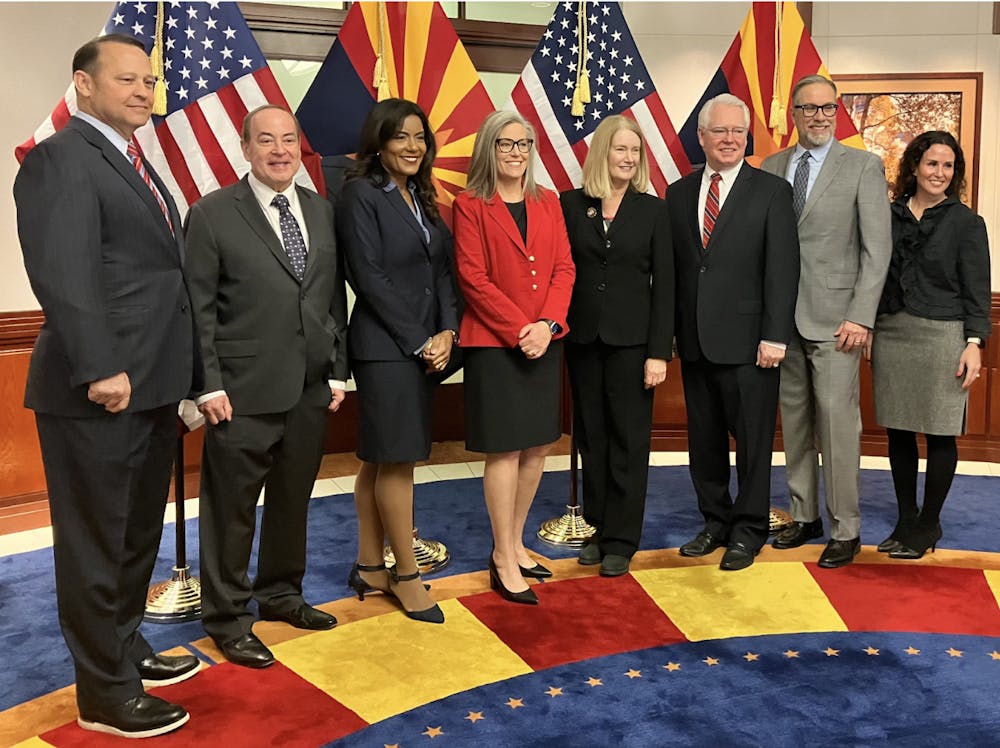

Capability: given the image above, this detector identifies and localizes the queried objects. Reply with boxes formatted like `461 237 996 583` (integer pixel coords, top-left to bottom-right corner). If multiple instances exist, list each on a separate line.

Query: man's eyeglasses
793 103 839 117
704 127 748 139
495 138 534 153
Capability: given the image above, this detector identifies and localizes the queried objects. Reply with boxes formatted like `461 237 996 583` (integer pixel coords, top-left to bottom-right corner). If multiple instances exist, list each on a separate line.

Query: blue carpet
1 465 998 714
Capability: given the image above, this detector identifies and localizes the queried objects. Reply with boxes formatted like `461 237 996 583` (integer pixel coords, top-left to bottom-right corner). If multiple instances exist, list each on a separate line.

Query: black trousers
198 381 329 644
36 404 176 711
680 358 779 552
566 341 654 557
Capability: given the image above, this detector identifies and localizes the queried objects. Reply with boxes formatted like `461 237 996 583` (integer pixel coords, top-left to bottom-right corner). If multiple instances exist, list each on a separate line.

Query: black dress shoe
519 562 553 578
817 538 861 568
78 694 189 738
720 543 756 571
137 653 201 688
679 531 726 557
578 540 602 566
599 554 630 577
772 519 823 549
489 556 538 605
876 536 903 553
218 632 275 668
260 603 337 630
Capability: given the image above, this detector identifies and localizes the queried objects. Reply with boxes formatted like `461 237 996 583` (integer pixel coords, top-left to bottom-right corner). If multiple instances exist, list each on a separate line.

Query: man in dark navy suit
665 93 800 571
14 34 200 738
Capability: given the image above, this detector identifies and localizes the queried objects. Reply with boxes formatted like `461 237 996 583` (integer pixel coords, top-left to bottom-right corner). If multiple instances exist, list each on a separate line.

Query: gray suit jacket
761 140 892 340
185 176 348 415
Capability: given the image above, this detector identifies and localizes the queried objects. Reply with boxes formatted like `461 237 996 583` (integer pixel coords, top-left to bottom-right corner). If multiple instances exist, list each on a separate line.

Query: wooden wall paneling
0 350 47 503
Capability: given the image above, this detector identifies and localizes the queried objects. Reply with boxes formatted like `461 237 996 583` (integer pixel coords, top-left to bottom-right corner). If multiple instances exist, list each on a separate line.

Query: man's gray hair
697 93 751 129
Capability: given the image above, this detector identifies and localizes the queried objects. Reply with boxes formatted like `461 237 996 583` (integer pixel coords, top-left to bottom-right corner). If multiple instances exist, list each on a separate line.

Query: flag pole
145 428 202 622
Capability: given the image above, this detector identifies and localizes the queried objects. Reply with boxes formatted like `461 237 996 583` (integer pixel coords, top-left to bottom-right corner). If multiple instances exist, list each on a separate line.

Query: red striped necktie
126 142 174 234
702 172 721 249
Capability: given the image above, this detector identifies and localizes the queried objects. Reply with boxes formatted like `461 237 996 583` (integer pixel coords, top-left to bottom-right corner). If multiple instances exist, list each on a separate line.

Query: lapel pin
586 207 597 218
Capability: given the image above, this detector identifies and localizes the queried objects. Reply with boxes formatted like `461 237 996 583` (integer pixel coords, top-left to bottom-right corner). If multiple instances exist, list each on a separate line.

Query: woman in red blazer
453 110 575 605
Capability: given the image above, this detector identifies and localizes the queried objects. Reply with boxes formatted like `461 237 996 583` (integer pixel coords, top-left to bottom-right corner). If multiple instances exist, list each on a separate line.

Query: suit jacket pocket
737 299 762 314
826 273 858 290
215 339 257 358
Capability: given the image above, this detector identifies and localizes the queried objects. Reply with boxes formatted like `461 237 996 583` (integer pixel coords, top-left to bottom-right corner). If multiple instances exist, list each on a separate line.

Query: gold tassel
570 1 590 117
150 0 167 115
768 1 787 135
373 2 390 101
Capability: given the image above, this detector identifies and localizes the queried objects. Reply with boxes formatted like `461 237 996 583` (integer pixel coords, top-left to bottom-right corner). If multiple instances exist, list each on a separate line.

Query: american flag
16 1 323 216
508 1 690 195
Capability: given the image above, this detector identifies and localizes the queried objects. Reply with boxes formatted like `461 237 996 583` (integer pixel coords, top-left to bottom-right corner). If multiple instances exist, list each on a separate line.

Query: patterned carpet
2 465 1000 746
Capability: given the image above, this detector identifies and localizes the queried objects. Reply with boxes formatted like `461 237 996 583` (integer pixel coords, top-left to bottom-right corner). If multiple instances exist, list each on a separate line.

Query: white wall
2 1 998 313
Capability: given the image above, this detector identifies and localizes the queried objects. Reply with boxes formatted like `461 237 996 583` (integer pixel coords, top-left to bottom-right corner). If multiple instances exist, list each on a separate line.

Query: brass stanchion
769 506 793 534
537 432 596 547
383 528 451 575
145 432 201 623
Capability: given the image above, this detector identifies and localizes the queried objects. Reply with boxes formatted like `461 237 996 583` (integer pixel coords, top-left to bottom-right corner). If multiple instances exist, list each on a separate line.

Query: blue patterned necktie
793 151 811 219
271 193 307 281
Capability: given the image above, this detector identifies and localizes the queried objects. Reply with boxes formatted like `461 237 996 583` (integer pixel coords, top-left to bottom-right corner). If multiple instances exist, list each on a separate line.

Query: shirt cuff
195 390 226 406
329 380 347 391
761 340 787 351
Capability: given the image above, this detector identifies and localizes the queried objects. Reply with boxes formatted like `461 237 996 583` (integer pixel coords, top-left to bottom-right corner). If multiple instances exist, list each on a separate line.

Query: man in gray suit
185 105 349 667
761 75 891 568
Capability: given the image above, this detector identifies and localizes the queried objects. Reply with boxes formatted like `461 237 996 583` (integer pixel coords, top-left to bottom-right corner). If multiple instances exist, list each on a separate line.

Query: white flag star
195 77 208 90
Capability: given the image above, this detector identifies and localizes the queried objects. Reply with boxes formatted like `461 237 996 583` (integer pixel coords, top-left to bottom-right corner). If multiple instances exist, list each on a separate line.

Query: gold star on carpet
625 668 642 679
905 646 921 656
664 662 681 672
743 652 759 662
586 676 603 687
989 651 1000 661
823 647 840 657
947 647 963 658
703 657 719 666
864 646 880 656
784 650 800 659
506 697 524 709
546 686 564 697
422 726 444 738
465 711 484 723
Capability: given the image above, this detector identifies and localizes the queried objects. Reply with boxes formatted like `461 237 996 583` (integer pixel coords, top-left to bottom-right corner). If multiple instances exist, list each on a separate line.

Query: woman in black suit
561 115 674 577
335 99 460 623
870 130 991 559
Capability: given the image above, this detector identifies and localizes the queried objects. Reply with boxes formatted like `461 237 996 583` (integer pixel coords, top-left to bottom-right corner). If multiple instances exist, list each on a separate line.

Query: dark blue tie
271 193 306 281
793 151 811 219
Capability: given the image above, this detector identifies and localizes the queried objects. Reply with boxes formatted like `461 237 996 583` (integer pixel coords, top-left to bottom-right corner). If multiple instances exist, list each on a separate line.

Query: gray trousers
779 334 862 540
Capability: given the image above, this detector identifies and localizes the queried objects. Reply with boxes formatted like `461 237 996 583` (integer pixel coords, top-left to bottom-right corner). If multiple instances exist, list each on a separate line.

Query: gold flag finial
149 0 167 115
373 2 391 101
571 1 591 117
768 1 788 135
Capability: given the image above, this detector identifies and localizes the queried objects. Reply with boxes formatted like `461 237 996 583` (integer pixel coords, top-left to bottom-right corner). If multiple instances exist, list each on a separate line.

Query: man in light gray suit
761 74 891 568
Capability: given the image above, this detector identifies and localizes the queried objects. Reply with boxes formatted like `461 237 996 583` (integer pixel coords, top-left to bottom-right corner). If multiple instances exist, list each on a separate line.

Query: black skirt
353 359 435 463
463 342 562 453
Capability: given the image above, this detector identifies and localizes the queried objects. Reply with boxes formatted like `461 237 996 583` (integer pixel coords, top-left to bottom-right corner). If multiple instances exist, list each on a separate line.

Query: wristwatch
541 318 562 335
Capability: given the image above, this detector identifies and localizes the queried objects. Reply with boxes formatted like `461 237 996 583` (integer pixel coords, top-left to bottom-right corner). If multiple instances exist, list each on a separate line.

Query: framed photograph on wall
834 73 982 209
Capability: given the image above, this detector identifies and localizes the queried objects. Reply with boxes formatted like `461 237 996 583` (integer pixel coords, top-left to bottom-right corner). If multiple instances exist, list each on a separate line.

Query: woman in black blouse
870 131 991 559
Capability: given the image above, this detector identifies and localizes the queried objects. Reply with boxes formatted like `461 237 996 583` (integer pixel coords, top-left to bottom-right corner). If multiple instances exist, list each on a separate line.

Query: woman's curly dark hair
892 130 965 202
346 98 439 222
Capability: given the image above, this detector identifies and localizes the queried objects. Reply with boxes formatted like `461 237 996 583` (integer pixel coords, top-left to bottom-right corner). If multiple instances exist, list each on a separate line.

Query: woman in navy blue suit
335 99 460 623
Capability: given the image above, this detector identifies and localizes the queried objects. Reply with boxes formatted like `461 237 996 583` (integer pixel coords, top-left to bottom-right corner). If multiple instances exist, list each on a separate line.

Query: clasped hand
422 331 454 373
518 321 552 359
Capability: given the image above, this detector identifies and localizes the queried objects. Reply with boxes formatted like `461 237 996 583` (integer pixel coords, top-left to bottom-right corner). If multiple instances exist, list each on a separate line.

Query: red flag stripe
184 104 240 189
154 122 202 209
510 79 573 193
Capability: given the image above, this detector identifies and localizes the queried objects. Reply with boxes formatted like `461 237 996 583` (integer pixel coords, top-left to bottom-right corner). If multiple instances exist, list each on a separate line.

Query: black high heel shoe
518 562 553 579
876 537 903 553
347 563 389 601
389 569 444 624
889 524 943 560
489 556 538 605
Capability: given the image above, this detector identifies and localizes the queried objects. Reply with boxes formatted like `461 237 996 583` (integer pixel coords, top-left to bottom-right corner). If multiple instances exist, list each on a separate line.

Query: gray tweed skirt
871 311 969 435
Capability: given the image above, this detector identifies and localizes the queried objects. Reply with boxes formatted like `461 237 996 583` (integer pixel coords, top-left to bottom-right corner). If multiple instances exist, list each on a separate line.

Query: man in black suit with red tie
14 35 201 738
665 93 800 571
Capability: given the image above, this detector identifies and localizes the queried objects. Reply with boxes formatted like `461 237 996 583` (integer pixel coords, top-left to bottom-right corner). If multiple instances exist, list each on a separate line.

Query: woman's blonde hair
465 110 540 200
581 115 650 198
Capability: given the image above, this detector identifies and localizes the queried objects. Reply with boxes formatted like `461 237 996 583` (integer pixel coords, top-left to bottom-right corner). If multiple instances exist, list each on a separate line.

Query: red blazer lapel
485 195 529 258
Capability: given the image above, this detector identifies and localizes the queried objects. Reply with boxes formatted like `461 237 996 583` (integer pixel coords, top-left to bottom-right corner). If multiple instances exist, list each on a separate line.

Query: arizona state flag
296 1 494 225
678 1 865 166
